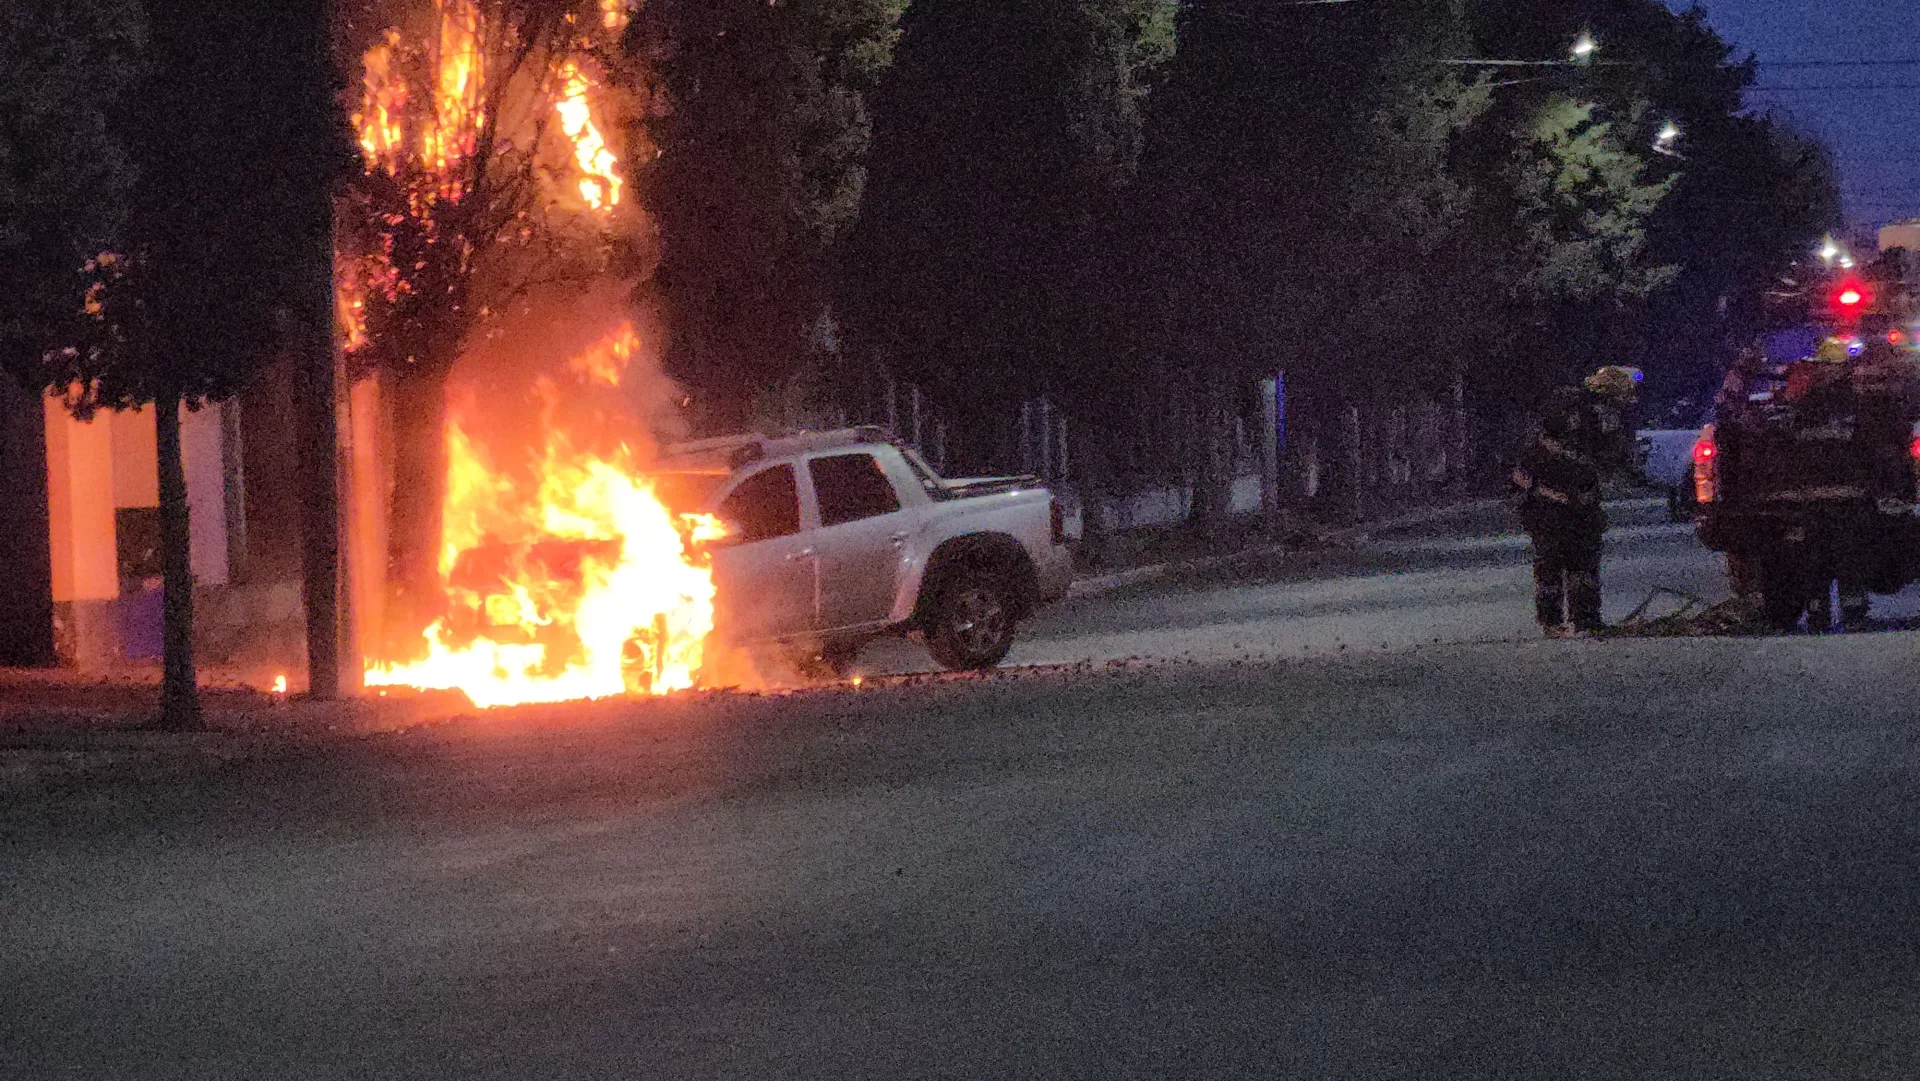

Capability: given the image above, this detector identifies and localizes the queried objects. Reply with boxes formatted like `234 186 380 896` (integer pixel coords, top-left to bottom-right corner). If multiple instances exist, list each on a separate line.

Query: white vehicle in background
1638 410 1712 521
655 428 1075 675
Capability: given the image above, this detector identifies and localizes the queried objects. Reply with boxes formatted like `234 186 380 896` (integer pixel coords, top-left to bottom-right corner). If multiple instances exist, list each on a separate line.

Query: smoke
449 278 684 478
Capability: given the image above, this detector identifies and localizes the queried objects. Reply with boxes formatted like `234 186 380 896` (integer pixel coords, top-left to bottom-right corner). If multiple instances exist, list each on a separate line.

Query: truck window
809 453 902 527
717 465 801 542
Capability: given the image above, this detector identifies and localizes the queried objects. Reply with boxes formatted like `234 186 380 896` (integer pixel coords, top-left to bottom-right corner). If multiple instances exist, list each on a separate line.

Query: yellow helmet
1584 365 1643 400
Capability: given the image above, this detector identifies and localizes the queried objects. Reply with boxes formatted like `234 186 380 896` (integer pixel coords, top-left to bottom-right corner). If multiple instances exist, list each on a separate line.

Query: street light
1570 32 1598 66
1819 237 1841 265
1652 120 1681 157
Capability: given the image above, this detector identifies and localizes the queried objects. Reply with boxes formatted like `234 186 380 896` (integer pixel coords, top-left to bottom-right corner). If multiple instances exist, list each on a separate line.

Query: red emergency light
1830 279 1872 322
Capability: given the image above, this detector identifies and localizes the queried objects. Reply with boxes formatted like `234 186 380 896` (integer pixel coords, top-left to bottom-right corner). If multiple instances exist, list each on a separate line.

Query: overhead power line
1750 84 1920 91
1763 59 1920 68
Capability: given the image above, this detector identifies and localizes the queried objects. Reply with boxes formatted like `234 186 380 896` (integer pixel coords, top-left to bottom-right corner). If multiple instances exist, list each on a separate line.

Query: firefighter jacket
1510 388 1632 531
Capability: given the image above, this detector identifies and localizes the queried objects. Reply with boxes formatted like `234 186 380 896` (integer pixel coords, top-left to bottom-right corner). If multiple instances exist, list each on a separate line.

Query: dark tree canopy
20 0 348 414
1462 0 1840 412
841 0 1160 465
0 0 144 393
631 0 907 432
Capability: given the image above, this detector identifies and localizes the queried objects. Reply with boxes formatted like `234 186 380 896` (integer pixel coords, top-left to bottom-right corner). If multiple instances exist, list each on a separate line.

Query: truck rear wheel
924 573 1017 671
1758 556 1807 632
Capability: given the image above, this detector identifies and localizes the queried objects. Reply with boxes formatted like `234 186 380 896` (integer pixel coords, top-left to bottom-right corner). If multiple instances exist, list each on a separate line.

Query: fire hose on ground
1597 587 1772 638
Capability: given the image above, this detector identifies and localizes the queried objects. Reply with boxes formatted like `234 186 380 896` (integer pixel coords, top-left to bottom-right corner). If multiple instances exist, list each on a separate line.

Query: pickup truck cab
657 428 1074 674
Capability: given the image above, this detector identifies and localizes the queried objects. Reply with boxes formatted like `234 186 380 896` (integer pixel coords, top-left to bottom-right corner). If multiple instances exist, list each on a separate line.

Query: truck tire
923 572 1018 672
1758 556 1806 632
818 639 865 679
1724 553 1752 597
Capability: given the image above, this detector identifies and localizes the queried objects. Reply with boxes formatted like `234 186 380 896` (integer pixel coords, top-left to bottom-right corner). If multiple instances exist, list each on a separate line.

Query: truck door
708 463 816 643
806 451 916 631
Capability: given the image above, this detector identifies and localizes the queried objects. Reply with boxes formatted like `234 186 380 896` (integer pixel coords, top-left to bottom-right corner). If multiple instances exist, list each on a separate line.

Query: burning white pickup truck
656 428 1074 674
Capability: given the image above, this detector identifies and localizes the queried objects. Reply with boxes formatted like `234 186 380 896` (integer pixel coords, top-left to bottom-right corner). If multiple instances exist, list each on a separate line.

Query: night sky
1683 0 1919 230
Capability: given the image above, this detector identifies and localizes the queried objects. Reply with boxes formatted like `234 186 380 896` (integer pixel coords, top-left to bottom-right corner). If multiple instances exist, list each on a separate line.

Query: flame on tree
335 0 643 656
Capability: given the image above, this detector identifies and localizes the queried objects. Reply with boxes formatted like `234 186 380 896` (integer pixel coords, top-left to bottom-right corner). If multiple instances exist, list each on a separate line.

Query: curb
1065 495 1666 602
1067 498 1506 601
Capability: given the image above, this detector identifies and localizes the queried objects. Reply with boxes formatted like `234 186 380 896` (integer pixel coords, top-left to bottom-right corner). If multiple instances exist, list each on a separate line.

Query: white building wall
182 403 231 586
1878 221 1920 253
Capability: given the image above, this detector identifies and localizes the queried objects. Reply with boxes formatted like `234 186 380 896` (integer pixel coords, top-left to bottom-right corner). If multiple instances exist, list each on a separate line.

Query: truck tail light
1910 430 1920 501
1692 427 1716 505
1049 497 1067 545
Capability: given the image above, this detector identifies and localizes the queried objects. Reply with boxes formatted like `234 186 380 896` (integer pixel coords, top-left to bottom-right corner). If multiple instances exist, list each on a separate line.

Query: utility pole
293 0 353 699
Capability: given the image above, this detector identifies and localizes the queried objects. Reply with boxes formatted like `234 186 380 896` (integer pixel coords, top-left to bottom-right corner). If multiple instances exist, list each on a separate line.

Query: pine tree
630 0 908 432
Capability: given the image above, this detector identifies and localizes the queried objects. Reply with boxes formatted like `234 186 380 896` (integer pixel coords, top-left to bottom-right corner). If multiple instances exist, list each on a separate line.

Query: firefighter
1778 339 1869 630
1510 365 1644 637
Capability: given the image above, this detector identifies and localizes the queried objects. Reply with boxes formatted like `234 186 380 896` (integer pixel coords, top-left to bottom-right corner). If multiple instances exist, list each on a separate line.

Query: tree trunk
1331 400 1364 524
1258 374 1282 532
292 0 349 699
1188 366 1237 532
154 393 203 731
292 309 347 701
383 364 450 661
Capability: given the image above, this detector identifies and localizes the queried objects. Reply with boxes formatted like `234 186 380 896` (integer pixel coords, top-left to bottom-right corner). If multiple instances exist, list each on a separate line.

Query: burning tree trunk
335 0 644 658
384 361 452 654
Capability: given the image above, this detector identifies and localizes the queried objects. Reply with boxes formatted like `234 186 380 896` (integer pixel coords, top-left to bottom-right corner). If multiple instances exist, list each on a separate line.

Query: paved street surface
9 499 1920 1078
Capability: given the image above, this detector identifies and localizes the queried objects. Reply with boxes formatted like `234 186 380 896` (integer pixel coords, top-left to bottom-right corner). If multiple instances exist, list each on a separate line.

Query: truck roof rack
659 426 893 469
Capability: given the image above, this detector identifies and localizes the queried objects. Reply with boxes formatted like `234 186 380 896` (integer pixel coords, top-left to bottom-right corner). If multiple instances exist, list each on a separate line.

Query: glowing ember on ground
365 327 721 709
272 674 288 696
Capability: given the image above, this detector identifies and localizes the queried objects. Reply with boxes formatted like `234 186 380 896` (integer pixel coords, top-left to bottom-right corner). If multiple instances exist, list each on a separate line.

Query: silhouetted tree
5 0 343 726
630 0 907 433
842 0 1160 471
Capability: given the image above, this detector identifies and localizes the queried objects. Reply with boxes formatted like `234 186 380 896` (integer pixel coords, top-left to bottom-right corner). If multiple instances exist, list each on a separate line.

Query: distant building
0 358 314 674
1879 220 1920 254
1879 221 1920 292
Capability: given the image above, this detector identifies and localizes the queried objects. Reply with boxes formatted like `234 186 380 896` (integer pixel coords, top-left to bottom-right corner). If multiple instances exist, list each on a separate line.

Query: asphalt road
866 495 1901 675
8 500 1920 1078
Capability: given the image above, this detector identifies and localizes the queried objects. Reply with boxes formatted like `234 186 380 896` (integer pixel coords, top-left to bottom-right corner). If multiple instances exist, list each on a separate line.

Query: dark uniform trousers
1531 515 1604 630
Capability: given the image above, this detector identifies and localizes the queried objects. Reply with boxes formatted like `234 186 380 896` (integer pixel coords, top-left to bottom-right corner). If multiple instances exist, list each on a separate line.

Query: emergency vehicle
1692 267 1920 628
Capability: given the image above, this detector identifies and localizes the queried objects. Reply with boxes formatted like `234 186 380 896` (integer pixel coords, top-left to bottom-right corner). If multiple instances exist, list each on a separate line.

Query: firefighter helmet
1814 338 1851 364
1584 365 1643 401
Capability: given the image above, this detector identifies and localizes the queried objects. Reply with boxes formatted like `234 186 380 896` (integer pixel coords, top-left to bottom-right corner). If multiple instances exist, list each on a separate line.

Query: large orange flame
342 4 671 707
554 61 623 211
366 326 721 708
355 30 409 170
349 0 486 190
423 0 485 175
